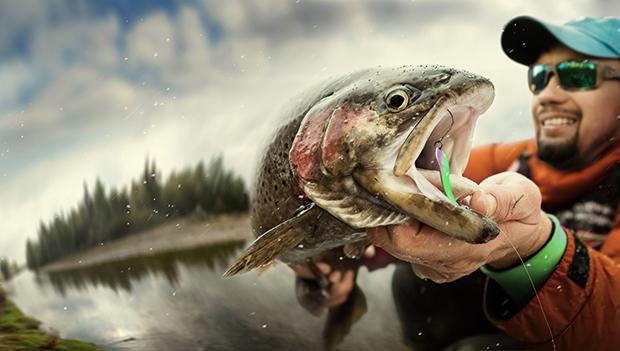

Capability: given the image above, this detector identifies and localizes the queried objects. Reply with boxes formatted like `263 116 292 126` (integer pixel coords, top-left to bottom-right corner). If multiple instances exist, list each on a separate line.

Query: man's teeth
542 118 576 126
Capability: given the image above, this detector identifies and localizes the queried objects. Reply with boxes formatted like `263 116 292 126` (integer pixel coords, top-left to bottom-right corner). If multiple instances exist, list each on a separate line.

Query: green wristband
480 214 567 305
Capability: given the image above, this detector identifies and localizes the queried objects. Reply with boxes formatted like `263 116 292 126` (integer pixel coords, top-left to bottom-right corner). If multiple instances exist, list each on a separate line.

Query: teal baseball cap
501 16 620 65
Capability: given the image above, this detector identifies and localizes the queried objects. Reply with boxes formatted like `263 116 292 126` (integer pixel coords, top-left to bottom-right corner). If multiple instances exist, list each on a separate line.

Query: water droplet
297 244 304 248
172 291 176 297
261 324 268 328
126 204 131 209
63 306 68 311
417 331 423 336
153 52 159 57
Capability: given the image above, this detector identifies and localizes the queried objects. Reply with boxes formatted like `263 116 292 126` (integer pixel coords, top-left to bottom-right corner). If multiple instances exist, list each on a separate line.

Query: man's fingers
363 245 376 259
470 172 541 222
367 226 390 248
316 262 332 275
289 262 332 279
289 264 313 279
328 270 342 284
328 270 354 307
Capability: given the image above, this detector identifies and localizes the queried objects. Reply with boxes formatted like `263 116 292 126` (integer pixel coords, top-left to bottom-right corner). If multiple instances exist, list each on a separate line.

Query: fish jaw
353 80 498 243
353 169 499 244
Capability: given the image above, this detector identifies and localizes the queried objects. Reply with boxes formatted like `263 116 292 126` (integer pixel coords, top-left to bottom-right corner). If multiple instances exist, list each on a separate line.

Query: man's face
531 45 620 170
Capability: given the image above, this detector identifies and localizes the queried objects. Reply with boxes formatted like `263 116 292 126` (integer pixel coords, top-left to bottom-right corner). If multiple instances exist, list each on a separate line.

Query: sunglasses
528 60 620 94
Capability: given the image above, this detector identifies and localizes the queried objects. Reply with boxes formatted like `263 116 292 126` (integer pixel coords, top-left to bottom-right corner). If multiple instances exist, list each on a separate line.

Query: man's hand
289 246 376 308
367 172 552 283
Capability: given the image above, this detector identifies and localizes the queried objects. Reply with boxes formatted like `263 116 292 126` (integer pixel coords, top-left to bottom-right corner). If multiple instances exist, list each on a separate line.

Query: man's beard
537 136 579 170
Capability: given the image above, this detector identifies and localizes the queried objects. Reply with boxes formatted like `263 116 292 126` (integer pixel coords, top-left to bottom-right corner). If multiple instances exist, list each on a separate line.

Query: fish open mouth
394 84 494 206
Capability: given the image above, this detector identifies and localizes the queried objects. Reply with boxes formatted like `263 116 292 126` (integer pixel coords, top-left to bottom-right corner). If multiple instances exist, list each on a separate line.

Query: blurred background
0 1 618 350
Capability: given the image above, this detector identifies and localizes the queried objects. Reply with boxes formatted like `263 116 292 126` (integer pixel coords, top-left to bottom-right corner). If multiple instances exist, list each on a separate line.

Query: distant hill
26 157 249 270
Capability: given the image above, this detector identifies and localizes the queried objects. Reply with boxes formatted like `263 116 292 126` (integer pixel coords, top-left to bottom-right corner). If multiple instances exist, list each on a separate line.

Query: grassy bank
0 286 101 351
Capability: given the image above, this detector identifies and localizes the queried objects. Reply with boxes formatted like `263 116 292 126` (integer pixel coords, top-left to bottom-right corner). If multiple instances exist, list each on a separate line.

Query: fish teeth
543 118 576 126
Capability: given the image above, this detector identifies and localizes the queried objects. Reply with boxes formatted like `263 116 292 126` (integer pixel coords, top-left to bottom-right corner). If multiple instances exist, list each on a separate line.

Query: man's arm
484 226 620 349
367 171 620 349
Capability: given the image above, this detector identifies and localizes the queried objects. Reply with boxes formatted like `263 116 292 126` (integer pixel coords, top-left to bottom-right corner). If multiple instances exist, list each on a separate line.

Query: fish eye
385 89 409 112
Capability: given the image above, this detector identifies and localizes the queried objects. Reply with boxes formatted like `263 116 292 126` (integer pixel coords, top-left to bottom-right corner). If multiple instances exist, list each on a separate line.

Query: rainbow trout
224 65 498 277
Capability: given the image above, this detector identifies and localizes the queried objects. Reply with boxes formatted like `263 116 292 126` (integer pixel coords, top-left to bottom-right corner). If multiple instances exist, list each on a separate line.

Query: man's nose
535 74 568 103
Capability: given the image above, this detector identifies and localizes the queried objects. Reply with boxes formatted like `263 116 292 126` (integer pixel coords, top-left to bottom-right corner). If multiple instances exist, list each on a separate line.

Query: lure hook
434 108 455 150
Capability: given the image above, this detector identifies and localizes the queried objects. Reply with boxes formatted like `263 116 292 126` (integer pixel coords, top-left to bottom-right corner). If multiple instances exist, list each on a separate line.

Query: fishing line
433 108 556 348
499 233 557 351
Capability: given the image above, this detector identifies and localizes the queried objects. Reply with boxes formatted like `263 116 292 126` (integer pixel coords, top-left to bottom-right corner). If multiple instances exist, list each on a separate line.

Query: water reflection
8 240 407 350
7 240 517 350
42 241 245 296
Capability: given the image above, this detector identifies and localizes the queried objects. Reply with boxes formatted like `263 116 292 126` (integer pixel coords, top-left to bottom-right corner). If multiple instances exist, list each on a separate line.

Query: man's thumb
470 190 498 219
468 172 540 222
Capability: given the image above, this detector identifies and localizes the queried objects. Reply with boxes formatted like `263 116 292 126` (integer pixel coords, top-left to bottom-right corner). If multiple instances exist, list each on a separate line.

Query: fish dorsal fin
303 182 408 229
223 203 320 277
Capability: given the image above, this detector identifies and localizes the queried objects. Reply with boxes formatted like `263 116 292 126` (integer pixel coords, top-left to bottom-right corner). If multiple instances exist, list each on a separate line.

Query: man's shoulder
465 139 534 183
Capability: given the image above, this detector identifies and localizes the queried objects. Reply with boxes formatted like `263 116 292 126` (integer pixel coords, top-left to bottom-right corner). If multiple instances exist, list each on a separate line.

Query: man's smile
537 110 579 137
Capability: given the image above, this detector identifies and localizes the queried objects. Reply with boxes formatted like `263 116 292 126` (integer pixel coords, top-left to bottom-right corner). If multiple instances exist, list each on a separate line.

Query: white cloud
126 11 177 72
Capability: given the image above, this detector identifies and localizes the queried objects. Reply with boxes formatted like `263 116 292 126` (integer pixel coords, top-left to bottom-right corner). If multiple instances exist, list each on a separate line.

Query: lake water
5 240 512 350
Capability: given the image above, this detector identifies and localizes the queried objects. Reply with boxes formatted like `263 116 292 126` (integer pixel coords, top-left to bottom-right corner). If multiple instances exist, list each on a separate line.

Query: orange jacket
464 139 620 350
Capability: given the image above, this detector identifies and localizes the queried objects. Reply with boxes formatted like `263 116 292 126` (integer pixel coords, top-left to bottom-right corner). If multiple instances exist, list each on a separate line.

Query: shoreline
0 285 101 350
41 213 252 273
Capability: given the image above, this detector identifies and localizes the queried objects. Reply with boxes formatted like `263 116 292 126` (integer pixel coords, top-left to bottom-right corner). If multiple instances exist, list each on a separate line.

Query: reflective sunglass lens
557 61 597 90
528 64 549 93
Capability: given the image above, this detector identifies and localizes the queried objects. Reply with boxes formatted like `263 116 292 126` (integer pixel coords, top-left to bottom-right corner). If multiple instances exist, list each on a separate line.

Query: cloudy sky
1 0 618 262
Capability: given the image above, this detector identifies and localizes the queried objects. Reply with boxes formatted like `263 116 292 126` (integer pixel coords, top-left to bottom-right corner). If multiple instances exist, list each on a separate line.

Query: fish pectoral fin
223 203 320 277
304 181 409 229
343 238 371 259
